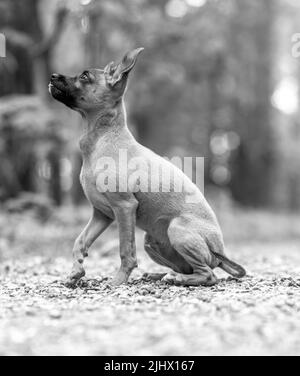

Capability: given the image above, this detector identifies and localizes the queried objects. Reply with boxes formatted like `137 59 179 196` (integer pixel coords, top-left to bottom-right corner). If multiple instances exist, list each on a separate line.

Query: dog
49 48 246 287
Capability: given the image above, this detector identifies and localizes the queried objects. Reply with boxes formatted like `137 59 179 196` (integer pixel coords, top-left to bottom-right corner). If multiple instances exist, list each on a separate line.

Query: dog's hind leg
143 272 168 281
143 233 193 281
164 217 218 287
162 269 217 286
65 208 112 288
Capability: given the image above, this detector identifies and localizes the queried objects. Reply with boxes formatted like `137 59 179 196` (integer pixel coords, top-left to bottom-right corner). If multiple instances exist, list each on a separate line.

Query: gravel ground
0 206 300 356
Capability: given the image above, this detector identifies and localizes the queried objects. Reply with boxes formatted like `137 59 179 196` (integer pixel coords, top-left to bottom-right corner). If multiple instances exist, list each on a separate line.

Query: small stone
49 310 62 319
25 309 36 317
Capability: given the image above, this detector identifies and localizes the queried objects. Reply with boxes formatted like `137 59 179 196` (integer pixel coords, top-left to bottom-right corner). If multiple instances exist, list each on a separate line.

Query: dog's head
49 48 144 113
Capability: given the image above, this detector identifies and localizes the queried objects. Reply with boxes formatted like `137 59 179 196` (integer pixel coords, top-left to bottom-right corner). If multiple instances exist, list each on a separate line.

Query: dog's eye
80 72 89 81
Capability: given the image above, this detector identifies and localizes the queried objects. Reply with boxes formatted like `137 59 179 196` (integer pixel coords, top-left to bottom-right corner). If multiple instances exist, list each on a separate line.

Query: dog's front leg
105 193 138 285
65 208 112 288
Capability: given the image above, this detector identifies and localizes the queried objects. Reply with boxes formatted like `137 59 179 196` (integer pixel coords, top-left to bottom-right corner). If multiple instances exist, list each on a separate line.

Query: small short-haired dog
49 48 246 287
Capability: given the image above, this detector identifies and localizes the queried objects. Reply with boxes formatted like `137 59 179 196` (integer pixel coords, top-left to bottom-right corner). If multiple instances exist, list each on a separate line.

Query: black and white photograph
0 0 300 358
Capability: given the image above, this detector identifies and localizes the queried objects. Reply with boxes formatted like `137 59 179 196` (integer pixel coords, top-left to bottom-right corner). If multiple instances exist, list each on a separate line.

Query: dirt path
0 208 300 355
1 242 300 355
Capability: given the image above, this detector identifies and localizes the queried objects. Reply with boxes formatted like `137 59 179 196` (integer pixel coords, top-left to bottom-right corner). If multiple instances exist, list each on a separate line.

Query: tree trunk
229 0 275 207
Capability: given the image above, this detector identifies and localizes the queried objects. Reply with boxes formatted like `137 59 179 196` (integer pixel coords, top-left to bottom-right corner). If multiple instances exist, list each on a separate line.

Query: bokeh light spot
185 0 207 8
166 0 188 18
272 77 299 115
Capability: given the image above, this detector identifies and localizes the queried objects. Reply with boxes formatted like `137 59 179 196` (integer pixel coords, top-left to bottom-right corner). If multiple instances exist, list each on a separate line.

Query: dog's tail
211 250 246 278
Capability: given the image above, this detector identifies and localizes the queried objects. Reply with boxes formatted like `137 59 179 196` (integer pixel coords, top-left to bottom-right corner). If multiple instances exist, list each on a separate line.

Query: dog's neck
79 99 130 156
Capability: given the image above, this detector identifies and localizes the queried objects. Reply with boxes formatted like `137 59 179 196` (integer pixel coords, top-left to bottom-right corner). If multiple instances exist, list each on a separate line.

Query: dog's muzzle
49 73 76 107
49 74 65 94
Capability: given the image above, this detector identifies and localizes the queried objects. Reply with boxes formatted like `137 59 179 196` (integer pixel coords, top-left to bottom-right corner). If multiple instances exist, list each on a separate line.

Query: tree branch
32 7 68 57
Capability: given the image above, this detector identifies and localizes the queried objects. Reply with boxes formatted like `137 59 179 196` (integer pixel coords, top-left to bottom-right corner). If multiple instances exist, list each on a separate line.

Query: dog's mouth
48 80 66 96
49 80 77 109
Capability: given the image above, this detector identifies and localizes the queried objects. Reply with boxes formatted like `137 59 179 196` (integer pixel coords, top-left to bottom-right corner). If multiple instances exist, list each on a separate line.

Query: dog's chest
80 164 114 218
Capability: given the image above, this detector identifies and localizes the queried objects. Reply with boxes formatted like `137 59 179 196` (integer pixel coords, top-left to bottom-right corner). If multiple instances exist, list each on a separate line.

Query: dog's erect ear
104 47 144 87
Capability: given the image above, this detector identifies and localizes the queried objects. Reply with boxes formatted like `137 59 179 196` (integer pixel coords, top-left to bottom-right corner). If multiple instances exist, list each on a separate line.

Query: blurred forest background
2 0 300 356
1 0 300 211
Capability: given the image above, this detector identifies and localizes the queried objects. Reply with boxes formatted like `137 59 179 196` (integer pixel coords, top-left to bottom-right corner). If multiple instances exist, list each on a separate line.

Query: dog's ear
104 47 144 87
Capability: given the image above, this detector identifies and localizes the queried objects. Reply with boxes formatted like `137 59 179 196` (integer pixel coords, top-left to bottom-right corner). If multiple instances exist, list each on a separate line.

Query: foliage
1 0 300 208
0 95 63 202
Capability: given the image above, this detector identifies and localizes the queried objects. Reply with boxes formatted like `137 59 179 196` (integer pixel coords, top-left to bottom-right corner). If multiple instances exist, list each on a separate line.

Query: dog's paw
64 278 78 289
110 270 130 286
142 272 167 281
162 272 179 285
110 276 127 286
64 269 86 289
